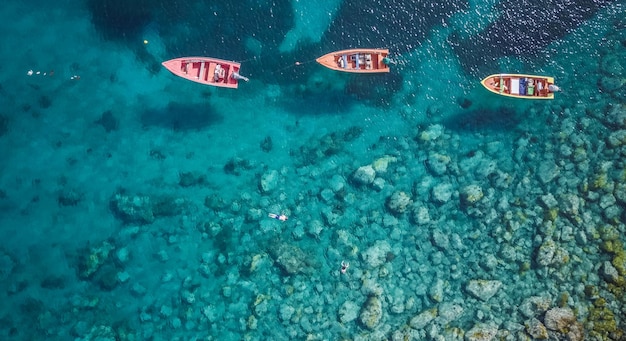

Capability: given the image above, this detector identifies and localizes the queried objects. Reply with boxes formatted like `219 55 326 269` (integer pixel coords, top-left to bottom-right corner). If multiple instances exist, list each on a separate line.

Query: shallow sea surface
0 0 625 340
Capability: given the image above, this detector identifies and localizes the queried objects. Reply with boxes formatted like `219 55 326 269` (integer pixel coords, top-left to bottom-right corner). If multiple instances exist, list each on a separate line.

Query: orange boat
162 57 249 89
316 48 391 73
481 74 560 99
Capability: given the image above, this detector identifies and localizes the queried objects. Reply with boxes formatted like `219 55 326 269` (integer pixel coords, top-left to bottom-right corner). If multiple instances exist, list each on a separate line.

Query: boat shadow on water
442 106 521 132
140 102 223 131
279 75 402 117
280 91 357 116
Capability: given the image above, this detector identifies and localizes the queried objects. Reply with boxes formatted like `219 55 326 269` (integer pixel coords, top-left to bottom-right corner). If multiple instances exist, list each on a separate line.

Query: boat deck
162 57 241 88
183 60 232 85
316 49 390 73
337 53 381 71
481 74 555 99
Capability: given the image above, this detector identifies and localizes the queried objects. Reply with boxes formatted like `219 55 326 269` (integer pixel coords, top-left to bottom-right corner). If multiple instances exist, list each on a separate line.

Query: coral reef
386 191 413 214
109 193 185 224
78 240 114 279
466 280 502 302
352 165 376 185
361 240 391 268
409 307 438 330
269 243 309 275
359 296 383 330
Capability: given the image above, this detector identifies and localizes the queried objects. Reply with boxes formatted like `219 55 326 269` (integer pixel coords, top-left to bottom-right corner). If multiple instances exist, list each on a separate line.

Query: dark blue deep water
1 0 625 340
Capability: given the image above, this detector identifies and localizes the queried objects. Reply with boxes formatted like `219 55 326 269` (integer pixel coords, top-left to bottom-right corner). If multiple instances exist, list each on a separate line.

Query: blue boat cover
519 78 527 96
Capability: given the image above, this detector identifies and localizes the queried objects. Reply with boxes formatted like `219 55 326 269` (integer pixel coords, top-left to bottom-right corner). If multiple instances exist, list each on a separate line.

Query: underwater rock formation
409 307 438 330
432 183 454 204
57 188 82 206
352 165 376 186
110 193 185 224
525 318 549 339
260 169 279 193
543 307 576 333
598 38 626 99
110 194 155 224
465 323 498 341
426 152 451 176
359 296 383 330
460 184 483 206
386 191 413 215
361 240 391 268
338 301 360 324
466 279 502 301
296 127 363 166
78 240 114 279
178 171 207 187
269 243 309 275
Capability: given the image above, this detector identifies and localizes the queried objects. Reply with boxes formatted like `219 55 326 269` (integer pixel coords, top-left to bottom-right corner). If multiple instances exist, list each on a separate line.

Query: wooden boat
162 57 248 89
481 74 559 99
316 49 391 73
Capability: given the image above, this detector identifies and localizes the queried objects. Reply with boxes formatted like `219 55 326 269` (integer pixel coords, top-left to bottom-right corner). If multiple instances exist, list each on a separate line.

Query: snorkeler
268 213 288 221
340 261 350 274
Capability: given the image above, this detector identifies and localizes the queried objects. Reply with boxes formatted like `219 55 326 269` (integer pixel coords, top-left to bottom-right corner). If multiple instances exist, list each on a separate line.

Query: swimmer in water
340 261 350 274
268 213 288 221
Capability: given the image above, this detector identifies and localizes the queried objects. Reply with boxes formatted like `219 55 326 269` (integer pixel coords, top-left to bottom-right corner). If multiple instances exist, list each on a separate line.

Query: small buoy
27 70 33 76
143 40 149 45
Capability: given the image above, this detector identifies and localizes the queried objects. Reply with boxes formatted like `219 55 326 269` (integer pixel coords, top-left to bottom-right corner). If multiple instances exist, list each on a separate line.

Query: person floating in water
268 213 288 221
340 261 350 274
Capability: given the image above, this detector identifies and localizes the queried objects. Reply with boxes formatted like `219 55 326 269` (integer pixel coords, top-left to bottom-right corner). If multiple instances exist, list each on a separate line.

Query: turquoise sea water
1 0 625 340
